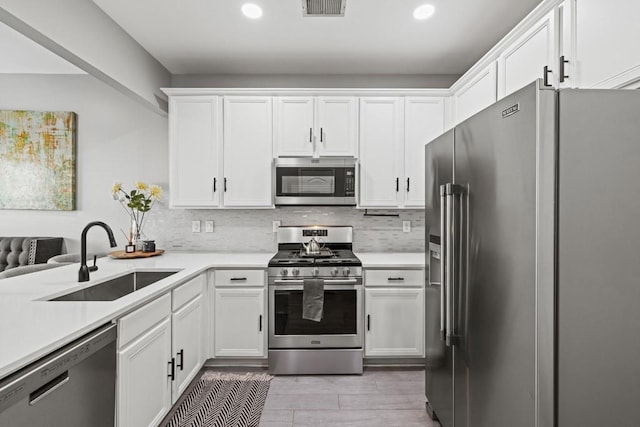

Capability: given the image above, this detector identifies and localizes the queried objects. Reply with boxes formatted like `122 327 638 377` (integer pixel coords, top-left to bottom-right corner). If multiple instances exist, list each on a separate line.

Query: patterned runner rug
163 371 273 427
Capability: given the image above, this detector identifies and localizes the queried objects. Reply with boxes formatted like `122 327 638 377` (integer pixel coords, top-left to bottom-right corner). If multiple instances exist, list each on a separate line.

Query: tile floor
259 367 440 427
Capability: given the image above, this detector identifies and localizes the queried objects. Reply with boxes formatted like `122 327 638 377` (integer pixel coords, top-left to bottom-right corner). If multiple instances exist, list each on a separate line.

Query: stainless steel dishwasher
0 323 117 427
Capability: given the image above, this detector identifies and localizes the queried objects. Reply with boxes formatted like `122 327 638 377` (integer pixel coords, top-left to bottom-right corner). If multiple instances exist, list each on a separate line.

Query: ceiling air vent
302 0 347 17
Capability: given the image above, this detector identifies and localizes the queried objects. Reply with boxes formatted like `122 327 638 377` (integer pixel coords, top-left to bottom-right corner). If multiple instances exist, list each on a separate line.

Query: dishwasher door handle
29 372 70 406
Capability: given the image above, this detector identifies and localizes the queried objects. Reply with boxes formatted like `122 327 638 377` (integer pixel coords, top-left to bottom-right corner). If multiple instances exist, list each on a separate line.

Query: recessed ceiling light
242 3 263 19
413 4 435 20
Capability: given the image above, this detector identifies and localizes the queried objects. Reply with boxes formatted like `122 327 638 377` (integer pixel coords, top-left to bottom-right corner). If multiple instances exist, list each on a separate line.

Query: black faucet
79 221 117 282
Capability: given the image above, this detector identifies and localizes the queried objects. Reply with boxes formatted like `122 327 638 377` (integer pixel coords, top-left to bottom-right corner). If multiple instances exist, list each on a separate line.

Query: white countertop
0 251 424 379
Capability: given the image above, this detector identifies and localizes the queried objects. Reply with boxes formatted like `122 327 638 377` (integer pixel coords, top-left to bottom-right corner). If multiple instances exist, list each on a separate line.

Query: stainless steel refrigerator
424 80 640 427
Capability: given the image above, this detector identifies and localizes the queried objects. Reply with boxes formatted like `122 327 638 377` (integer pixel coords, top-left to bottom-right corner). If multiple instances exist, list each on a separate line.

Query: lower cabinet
364 268 425 358
117 274 205 427
214 288 265 357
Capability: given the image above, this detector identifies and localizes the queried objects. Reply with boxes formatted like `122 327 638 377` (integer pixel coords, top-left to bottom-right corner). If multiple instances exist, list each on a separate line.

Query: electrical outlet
403 220 411 233
272 220 281 232
205 220 214 233
191 220 201 233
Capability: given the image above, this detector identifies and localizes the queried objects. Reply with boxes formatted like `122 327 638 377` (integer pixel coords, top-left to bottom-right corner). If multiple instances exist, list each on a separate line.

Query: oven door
268 280 362 349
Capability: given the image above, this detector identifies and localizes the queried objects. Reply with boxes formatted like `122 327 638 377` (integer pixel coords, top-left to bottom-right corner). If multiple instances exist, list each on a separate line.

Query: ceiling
92 0 543 76
0 22 84 74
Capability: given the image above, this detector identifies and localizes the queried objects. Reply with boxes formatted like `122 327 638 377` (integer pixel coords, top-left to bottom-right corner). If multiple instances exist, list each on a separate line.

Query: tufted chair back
0 237 64 272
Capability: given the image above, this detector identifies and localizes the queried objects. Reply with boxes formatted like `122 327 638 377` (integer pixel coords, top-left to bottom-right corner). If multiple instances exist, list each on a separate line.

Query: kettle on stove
302 237 324 255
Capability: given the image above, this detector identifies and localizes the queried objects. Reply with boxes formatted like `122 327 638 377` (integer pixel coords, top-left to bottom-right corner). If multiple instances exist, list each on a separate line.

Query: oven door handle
273 279 305 284
270 284 361 291
322 279 358 284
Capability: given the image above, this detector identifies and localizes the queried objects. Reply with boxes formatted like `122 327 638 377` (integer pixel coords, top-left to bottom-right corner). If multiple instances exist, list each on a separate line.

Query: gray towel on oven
302 278 324 322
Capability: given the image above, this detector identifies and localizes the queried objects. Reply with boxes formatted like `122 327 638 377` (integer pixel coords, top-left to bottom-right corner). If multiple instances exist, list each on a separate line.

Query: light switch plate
403 220 411 233
205 220 214 233
272 220 281 232
191 220 201 233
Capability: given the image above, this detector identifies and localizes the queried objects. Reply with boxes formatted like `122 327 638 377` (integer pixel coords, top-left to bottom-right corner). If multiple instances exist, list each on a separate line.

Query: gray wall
0 73 425 255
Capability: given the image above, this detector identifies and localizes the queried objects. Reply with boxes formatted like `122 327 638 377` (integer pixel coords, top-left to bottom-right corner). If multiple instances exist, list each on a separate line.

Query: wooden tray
109 249 164 259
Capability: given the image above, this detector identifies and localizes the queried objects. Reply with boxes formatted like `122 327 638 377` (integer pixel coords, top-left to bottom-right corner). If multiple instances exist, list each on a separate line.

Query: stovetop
269 248 362 267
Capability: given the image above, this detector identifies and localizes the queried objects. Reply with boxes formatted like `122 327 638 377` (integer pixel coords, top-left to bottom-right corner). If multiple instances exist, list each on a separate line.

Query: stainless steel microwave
274 158 356 206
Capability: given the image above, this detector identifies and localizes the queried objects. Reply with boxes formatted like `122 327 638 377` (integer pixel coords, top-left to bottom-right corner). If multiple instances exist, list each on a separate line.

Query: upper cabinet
497 10 557 98
223 97 273 207
274 96 358 158
169 96 222 208
452 62 497 124
359 97 445 208
571 0 640 89
168 94 273 209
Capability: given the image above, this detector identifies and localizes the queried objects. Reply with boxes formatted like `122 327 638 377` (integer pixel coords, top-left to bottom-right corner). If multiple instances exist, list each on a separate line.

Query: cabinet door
223 96 273 207
214 288 265 357
316 97 358 157
118 317 172 427
497 10 556 98
172 295 204 403
274 97 314 156
169 96 222 207
364 288 424 357
359 97 404 207
574 0 640 88
453 62 497 124
404 98 445 207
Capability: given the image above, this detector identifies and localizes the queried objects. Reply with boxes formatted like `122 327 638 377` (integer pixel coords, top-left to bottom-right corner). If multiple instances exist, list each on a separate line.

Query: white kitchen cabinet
572 0 640 89
452 62 498 124
171 294 204 402
223 96 273 207
364 268 424 357
274 96 358 158
403 97 446 207
214 288 265 357
116 296 172 427
117 275 206 426
358 97 404 207
169 96 222 208
365 288 425 357
497 10 557 98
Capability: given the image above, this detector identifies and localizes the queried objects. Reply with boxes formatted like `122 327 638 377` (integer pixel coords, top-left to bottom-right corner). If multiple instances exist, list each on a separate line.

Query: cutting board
108 249 164 259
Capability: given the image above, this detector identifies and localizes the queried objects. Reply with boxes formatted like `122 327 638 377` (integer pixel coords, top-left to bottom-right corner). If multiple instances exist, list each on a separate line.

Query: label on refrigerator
502 103 520 118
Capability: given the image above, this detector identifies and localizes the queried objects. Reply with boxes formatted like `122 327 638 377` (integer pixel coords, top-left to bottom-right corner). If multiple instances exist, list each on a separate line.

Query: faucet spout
79 221 117 282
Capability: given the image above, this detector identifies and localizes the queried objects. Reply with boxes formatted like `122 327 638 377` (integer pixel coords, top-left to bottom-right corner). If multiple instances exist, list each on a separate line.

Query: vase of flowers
112 181 163 250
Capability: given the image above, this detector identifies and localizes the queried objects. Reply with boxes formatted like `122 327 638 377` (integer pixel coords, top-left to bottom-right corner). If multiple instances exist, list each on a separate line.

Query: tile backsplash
144 205 425 253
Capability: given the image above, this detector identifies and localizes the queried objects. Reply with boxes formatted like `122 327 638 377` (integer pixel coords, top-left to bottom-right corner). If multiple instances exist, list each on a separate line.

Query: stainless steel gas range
268 226 363 375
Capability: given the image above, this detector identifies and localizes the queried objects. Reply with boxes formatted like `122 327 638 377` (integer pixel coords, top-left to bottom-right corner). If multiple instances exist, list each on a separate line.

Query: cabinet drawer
172 274 205 311
364 269 424 287
118 293 171 348
215 269 265 287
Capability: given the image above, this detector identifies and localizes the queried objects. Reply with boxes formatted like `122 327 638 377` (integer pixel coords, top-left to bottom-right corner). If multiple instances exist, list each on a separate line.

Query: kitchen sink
49 270 180 302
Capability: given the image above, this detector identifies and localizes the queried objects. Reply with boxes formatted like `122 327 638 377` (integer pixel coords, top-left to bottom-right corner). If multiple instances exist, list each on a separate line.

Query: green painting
0 110 76 210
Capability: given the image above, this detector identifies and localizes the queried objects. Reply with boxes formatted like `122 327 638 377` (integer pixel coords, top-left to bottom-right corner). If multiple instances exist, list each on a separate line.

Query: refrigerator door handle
445 183 465 347
439 184 448 343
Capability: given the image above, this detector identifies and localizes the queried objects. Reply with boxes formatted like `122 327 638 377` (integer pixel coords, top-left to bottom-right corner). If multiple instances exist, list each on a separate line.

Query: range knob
292 268 300 277
280 269 288 277
312 267 320 277
330 267 339 277
342 267 350 277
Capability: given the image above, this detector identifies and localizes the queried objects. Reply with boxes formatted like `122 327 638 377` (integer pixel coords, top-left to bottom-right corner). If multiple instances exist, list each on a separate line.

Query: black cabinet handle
406 178 410 192
224 178 227 192
230 277 247 281
259 315 263 332
367 314 371 331
168 358 176 381
543 65 553 87
560 55 569 83
213 177 217 193
320 127 323 142
177 349 184 370
388 277 405 281
396 177 399 192
309 128 312 143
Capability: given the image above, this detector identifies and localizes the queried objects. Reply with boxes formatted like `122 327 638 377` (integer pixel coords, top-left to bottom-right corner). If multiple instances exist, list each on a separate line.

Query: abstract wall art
0 110 77 210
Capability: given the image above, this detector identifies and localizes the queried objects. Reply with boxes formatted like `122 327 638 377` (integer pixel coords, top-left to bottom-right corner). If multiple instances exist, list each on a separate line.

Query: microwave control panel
345 170 355 195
